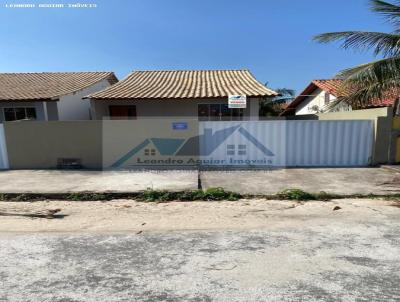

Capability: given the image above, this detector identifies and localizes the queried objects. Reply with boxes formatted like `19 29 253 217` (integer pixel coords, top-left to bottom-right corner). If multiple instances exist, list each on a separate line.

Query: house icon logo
111 125 274 168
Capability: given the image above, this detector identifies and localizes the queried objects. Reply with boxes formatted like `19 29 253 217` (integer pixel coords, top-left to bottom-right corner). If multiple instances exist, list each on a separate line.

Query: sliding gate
199 120 374 167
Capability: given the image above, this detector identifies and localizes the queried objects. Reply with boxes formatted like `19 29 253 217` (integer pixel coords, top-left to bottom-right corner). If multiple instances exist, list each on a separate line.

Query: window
109 105 137 120
238 145 247 156
226 144 247 156
231 108 244 121
324 92 330 105
209 104 221 121
144 149 156 156
4 107 37 121
198 104 244 121
198 104 209 121
220 104 231 121
227 145 235 156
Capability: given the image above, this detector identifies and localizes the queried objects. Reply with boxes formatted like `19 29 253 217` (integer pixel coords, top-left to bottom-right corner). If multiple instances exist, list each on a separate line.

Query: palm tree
260 87 296 116
314 0 400 108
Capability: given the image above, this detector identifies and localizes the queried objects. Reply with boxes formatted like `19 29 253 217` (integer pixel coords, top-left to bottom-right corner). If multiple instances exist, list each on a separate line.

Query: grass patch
66 193 110 201
0 188 399 202
139 187 241 202
276 189 343 201
0 193 42 201
277 189 316 201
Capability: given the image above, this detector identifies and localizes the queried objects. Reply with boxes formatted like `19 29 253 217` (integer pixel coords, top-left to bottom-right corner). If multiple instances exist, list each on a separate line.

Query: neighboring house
87 70 277 121
0 72 118 122
281 79 399 116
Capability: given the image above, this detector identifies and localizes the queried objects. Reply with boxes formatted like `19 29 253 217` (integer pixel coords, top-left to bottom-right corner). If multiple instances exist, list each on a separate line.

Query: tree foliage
314 0 400 107
260 87 296 117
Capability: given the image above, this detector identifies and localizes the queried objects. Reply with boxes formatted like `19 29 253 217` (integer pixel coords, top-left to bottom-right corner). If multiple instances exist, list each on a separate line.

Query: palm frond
314 31 400 57
314 0 400 109
338 79 400 108
371 0 400 25
274 88 296 97
338 56 400 84
333 57 400 107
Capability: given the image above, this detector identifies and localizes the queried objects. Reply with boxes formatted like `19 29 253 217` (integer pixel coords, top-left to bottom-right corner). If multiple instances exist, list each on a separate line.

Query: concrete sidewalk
0 167 398 195
0 170 198 193
201 167 400 195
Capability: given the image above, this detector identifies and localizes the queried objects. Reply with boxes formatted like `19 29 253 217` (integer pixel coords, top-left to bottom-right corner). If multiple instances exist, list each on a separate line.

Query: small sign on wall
228 95 247 108
172 122 188 130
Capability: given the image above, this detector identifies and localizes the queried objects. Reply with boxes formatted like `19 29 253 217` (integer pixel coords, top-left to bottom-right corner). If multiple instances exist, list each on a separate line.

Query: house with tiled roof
0 72 117 122
87 70 277 121
281 79 399 116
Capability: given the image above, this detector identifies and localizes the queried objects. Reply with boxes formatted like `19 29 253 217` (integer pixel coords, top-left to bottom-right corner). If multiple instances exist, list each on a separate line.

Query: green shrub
0 193 8 201
203 187 226 200
140 189 161 201
139 187 241 201
277 189 316 201
66 193 108 201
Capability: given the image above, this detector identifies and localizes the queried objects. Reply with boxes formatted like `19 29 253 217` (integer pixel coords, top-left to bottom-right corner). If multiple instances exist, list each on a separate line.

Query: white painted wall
58 79 112 121
295 88 351 115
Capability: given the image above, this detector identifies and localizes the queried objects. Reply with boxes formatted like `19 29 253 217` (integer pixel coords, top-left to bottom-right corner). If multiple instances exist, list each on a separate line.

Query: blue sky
0 0 393 92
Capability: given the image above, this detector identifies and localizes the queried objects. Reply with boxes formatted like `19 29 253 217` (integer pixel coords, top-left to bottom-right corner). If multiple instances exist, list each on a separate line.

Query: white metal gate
0 124 9 169
199 120 374 167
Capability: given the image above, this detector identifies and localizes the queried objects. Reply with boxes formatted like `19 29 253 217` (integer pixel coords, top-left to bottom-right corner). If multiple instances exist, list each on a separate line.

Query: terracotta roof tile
88 70 277 100
0 72 118 101
312 79 346 97
281 79 399 115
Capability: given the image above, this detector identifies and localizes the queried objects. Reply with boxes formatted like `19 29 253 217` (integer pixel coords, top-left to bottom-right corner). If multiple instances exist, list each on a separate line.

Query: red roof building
281 79 398 116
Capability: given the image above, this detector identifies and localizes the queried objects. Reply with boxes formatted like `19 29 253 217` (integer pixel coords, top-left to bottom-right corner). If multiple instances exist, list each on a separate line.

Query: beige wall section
4 121 103 169
4 119 199 169
90 98 262 120
393 117 400 163
396 137 400 163
318 107 393 165
102 119 198 169
393 116 400 130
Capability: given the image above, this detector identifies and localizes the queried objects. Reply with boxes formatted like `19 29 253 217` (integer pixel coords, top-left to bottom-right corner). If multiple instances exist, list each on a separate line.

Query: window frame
3 107 37 121
197 103 244 121
109 105 137 120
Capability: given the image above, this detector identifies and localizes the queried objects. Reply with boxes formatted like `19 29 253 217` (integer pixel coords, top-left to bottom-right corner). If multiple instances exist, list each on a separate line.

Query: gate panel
199 120 373 167
0 124 9 169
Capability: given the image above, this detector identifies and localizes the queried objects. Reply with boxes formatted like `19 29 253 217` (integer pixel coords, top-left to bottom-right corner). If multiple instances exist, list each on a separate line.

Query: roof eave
89 94 275 101
0 98 57 102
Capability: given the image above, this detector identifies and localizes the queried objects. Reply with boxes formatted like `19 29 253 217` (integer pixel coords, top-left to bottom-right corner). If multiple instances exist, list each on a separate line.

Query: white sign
228 95 247 108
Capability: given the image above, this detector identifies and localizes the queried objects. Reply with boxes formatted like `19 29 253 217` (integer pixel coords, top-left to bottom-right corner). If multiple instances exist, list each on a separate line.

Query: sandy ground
1 198 400 301
0 198 399 233
2 199 400 301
